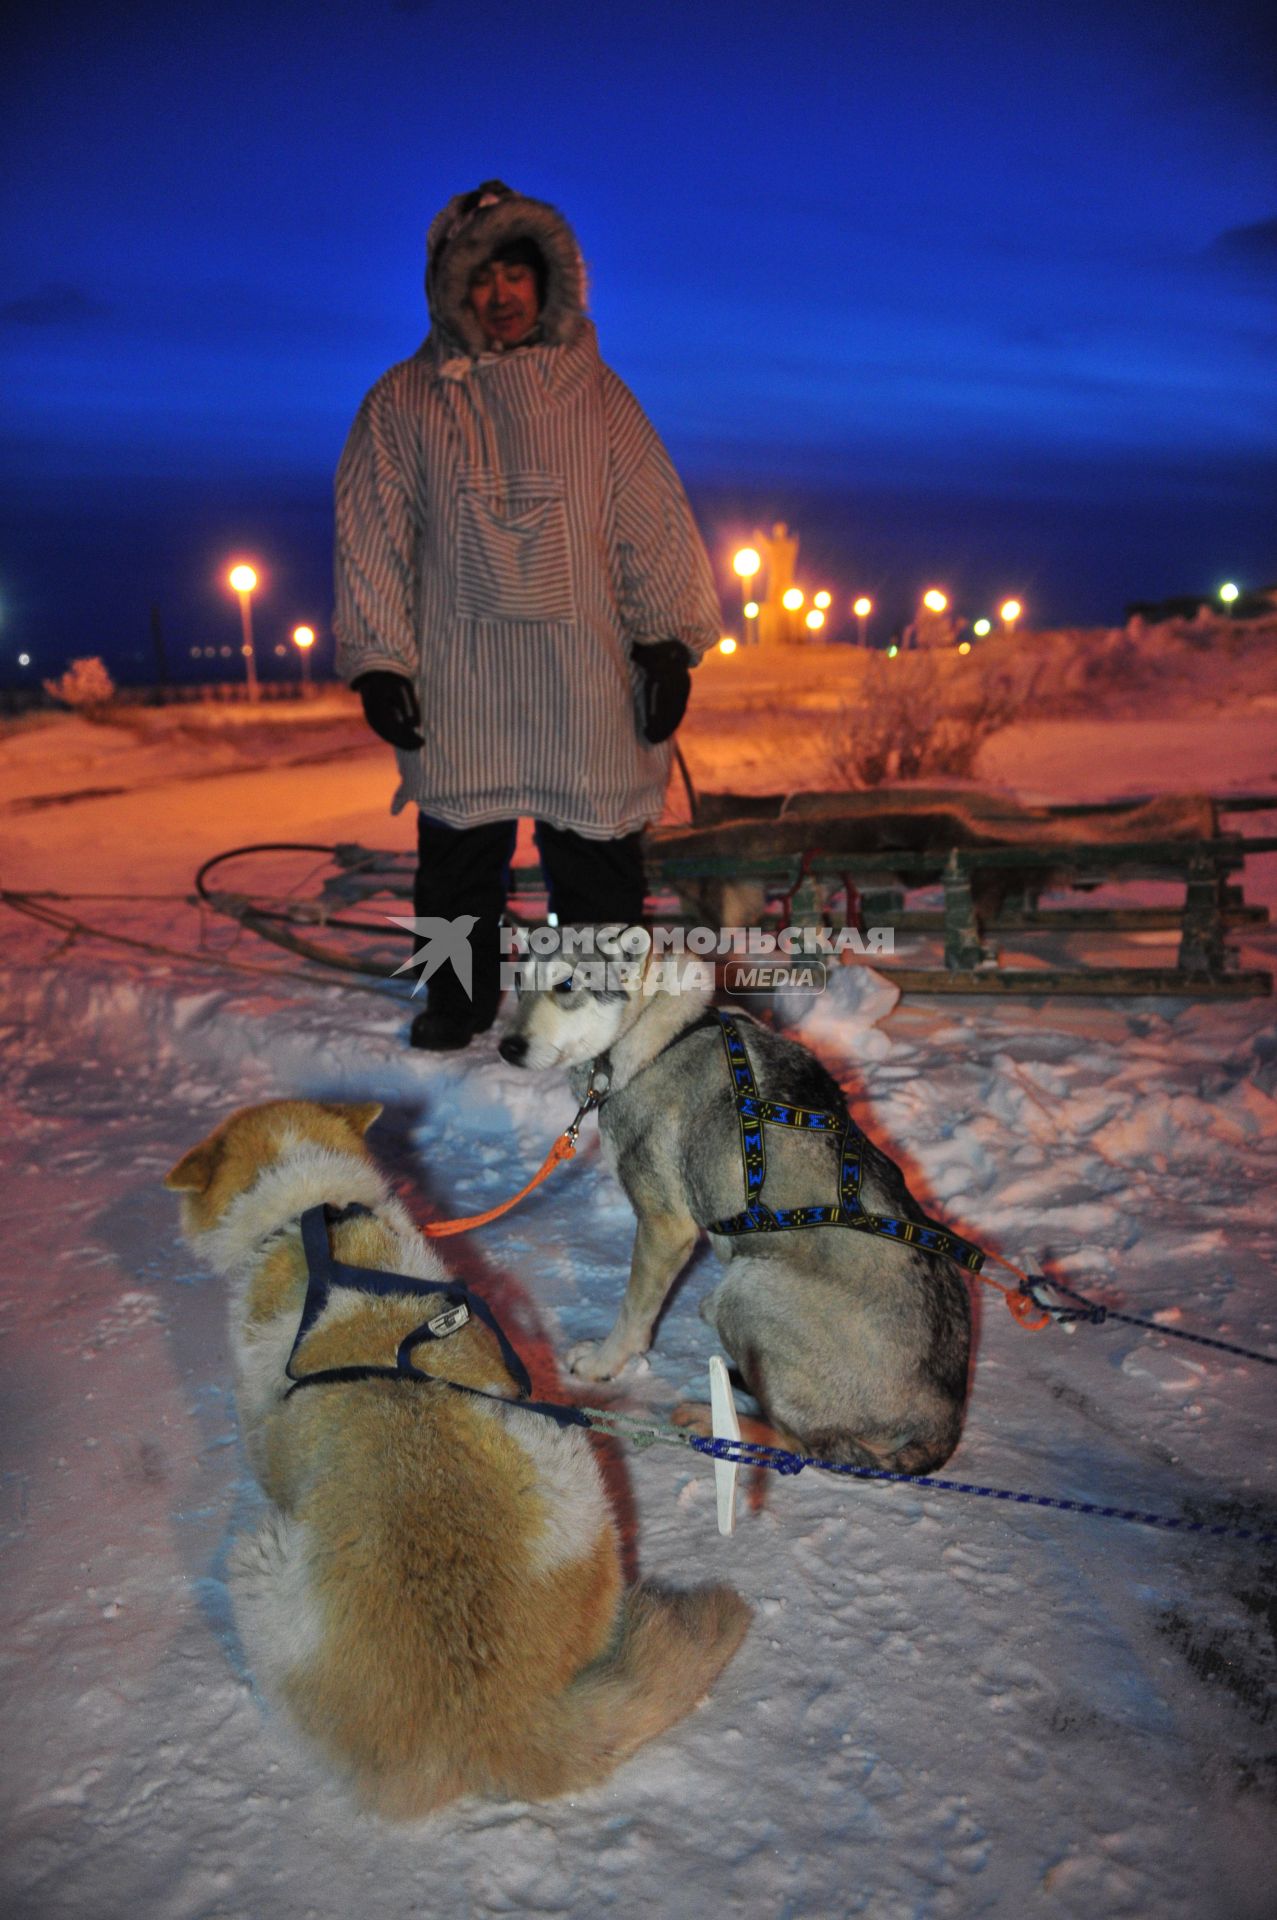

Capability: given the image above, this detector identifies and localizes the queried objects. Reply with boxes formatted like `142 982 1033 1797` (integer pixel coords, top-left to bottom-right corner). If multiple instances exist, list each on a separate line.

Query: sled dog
166 1099 749 1816
499 959 972 1474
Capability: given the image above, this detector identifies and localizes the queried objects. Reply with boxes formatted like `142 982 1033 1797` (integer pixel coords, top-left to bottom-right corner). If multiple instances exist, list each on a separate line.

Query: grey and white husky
499 952 972 1474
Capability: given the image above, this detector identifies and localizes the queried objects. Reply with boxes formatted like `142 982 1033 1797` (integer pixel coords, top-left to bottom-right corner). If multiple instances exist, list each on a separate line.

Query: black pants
413 814 647 1019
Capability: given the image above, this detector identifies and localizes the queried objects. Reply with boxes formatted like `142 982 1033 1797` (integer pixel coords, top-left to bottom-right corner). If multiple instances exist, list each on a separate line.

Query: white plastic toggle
427 1302 470 1339
708 1353 740 1536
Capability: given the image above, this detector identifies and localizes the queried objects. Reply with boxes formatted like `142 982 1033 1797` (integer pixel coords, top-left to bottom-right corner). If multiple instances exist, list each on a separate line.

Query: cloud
0 283 109 326
1207 216 1277 277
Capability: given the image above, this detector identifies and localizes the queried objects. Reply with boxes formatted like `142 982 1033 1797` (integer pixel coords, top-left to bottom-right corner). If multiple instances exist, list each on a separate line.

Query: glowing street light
957 640 972 655
813 590 832 610
922 588 948 614
887 643 899 658
852 595 872 646
718 635 738 656
732 547 761 643
781 587 804 611
1219 581 1240 608
999 598 1023 634
292 623 316 693
18 651 31 667
973 617 992 638
805 608 825 631
227 562 260 700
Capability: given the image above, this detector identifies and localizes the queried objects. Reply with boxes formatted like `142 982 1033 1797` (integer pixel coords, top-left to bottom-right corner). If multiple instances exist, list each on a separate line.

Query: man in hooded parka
334 181 722 1049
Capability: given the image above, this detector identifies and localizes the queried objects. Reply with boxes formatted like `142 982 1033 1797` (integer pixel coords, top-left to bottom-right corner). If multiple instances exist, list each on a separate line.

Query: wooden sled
196 790 1274 999
642 789 1274 997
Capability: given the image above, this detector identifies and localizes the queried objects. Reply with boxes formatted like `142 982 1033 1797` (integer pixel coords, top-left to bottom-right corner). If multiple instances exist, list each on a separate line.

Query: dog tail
504 1582 751 1800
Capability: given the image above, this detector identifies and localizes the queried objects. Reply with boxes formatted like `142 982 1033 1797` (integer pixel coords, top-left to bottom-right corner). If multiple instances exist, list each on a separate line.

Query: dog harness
702 1013 986 1271
283 1202 590 1428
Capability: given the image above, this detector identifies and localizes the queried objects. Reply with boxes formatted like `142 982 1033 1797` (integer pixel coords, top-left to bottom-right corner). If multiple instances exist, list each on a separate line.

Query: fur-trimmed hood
425 179 587 359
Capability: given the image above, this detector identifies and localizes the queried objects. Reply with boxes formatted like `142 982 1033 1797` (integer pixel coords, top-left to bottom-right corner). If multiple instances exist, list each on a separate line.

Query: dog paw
670 1400 714 1437
566 1340 628 1382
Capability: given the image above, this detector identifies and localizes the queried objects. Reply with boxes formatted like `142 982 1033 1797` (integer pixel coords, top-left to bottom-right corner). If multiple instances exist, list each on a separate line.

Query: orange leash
422 1092 599 1239
976 1250 1052 1330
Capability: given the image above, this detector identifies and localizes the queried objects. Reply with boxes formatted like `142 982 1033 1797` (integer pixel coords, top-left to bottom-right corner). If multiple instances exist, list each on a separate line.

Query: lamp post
999 598 1023 636
852 595 872 647
292 624 315 694
732 547 761 644
1219 581 1240 618
227 563 259 700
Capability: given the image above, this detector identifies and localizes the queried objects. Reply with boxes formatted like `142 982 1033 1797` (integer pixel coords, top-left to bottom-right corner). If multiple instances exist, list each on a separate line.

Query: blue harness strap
704 1013 986 1273
284 1203 590 1429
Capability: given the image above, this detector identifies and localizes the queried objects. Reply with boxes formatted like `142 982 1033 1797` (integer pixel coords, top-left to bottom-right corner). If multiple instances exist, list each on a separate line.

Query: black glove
632 640 691 745
352 670 423 750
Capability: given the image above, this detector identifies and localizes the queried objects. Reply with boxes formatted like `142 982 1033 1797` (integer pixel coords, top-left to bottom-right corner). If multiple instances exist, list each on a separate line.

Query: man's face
467 258 540 347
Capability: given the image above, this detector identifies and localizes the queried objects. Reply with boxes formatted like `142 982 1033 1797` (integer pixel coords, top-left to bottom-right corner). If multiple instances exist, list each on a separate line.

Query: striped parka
333 184 722 839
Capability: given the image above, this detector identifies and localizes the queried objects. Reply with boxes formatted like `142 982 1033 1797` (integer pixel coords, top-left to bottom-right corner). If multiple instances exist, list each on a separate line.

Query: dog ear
324 1101 384 1137
164 1142 219 1192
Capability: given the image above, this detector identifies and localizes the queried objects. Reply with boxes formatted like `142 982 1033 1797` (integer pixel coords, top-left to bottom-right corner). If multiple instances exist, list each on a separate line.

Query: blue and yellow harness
703 1012 986 1272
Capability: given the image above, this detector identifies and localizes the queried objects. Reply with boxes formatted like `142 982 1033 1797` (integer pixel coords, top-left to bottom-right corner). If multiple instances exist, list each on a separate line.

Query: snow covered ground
2 656 1276 1919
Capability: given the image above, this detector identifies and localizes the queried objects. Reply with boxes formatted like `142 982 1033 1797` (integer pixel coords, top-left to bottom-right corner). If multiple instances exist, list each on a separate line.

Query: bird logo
386 915 479 997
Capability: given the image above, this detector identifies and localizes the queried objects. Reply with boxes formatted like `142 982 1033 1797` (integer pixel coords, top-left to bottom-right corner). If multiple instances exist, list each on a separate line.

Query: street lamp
852 595 872 646
922 588 948 614
805 608 825 632
292 623 315 694
1219 581 1240 613
733 547 761 644
999 598 1022 635
718 635 738 656
227 562 259 700
781 587 804 610
973 617 992 638
813 590 832 611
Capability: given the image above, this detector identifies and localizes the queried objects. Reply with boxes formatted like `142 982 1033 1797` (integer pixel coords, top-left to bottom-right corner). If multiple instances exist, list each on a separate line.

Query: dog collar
583 1008 723 1111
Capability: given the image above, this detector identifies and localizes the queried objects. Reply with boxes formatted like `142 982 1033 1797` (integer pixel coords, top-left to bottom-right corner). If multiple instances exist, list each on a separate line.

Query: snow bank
2 700 1276 1920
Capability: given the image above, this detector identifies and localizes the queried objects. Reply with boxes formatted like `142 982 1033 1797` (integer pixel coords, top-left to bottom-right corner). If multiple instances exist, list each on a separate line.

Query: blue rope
1034 1276 1277 1368
684 1435 1277 1545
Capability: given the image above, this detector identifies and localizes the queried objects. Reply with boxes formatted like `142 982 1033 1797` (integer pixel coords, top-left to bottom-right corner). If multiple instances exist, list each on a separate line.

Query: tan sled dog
166 1099 748 1817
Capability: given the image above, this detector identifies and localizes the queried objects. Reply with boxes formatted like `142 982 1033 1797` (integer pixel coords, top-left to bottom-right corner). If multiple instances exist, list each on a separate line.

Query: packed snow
2 636 1275 1919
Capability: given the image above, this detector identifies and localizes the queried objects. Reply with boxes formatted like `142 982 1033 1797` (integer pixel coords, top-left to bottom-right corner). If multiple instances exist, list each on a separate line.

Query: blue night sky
2 0 1274 682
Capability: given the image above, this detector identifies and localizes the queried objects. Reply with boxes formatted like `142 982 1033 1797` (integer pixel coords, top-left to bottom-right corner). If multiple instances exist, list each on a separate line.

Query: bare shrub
826 651 1030 788
43 656 117 717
